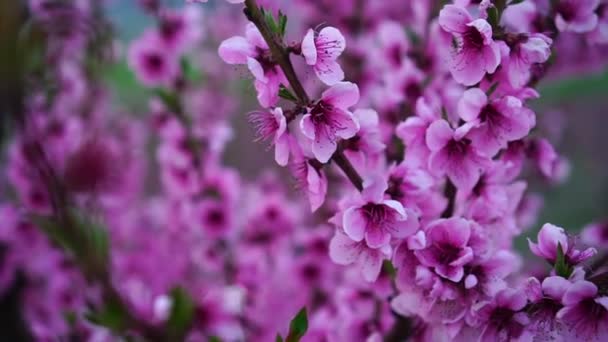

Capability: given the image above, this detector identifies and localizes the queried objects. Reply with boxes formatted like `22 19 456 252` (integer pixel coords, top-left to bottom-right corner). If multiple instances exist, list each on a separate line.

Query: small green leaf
154 88 183 114
508 0 525 5
85 298 128 332
278 11 288 37
262 9 279 37
30 214 73 253
276 334 284 342
486 82 499 97
180 57 203 84
382 260 397 279
554 243 572 278
166 287 196 337
279 86 298 102
487 7 499 29
286 307 308 342
208 336 223 342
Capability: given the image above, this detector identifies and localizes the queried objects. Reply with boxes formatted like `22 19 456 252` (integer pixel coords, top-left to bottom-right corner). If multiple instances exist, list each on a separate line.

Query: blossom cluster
0 0 606 341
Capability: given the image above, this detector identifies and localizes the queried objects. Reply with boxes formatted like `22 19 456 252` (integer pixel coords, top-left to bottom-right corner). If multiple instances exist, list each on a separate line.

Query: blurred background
1 0 607 339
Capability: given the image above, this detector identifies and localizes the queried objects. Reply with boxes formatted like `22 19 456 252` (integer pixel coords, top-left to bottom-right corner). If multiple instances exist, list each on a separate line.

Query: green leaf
487 7 499 29
278 11 288 37
208 336 223 342
382 260 397 279
508 0 525 5
286 307 308 342
180 57 203 84
275 334 284 342
554 243 572 278
85 298 128 332
30 214 74 254
486 82 499 97
166 287 196 337
262 9 280 37
279 86 298 102
154 88 183 114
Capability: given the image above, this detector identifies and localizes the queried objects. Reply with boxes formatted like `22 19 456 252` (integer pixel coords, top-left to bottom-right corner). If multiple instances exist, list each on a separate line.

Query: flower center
362 203 389 226
557 3 577 21
446 139 471 157
145 54 164 72
463 26 485 50
436 243 461 264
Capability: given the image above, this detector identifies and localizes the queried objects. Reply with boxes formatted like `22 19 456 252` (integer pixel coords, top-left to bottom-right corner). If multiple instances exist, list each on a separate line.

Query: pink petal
542 276 571 301
428 218 471 247
274 134 290 167
447 155 481 191
247 57 266 82
343 207 366 242
300 114 316 140
562 281 597 306
301 29 317 65
316 26 346 59
331 107 360 139
360 248 384 282
312 128 338 163
218 36 255 64
482 43 501 74
362 177 388 203
314 59 345 85
467 19 493 44
329 230 360 265
245 22 267 49
365 226 391 249
458 88 487 122
438 5 472 34
426 120 453 151
321 82 360 109
450 48 486 86
307 164 327 212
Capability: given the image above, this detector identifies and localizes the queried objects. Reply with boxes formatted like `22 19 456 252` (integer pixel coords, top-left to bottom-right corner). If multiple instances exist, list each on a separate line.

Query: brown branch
243 0 310 105
441 180 456 218
243 0 366 193
332 148 364 192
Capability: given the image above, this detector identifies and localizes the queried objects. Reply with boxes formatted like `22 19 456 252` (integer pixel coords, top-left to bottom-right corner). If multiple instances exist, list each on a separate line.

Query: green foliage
85 298 130 332
286 307 308 342
279 85 298 102
261 8 288 38
166 287 196 338
154 88 183 115
554 243 573 278
30 209 110 276
382 260 397 279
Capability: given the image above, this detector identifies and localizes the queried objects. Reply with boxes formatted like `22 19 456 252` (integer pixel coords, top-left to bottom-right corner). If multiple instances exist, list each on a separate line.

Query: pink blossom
415 218 475 282
581 221 608 248
438 5 501 85
555 0 600 33
301 26 346 85
329 229 391 282
556 281 608 339
218 23 287 107
425 119 490 191
505 34 553 88
528 223 596 265
128 31 179 87
457 88 535 157
290 152 328 212
342 177 419 249
473 288 531 342
300 82 360 163
248 107 290 166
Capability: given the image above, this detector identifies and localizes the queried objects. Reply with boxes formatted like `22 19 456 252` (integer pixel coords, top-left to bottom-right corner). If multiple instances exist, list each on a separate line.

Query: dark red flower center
463 26 485 50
